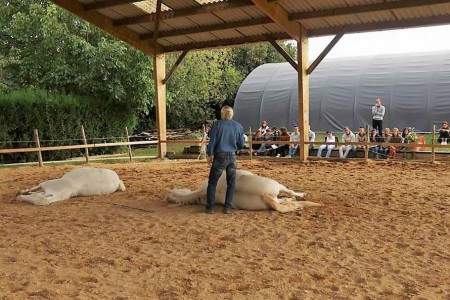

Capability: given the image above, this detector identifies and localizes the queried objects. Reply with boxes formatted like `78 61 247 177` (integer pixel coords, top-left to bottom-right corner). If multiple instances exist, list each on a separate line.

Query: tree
1 0 153 112
230 42 297 79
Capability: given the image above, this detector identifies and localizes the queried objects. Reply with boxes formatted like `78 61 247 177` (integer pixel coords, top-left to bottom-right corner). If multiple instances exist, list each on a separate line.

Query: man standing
372 98 385 136
205 106 244 214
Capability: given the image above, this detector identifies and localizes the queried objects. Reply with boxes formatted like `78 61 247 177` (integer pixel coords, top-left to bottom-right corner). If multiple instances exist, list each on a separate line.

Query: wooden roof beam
114 0 253 27
84 0 145 11
163 33 290 53
289 0 450 21
49 0 159 56
269 40 297 70
309 15 450 37
307 32 344 74
140 17 272 40
250 0 300 42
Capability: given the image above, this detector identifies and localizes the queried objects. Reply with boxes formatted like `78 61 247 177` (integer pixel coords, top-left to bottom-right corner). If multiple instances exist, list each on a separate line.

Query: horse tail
165 185 206 205
118 180 126 192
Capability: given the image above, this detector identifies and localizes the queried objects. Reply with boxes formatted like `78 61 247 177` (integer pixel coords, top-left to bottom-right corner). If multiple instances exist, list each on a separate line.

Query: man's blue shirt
207 119 244 156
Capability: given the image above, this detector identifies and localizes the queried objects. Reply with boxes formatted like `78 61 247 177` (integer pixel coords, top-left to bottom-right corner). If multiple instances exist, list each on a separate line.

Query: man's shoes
276 154 281 158
223 208 232 214
204 208 214 214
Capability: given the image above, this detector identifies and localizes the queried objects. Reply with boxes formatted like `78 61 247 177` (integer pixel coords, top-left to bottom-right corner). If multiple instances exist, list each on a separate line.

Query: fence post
81 125 89 163
197 124 206 160
431 125 436 164
364 125 370 161
34 129 43 167
249 127 252 162
125 127 133 162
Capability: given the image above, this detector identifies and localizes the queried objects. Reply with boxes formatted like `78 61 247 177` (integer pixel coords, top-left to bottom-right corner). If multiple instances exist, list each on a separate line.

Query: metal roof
50 0 450 55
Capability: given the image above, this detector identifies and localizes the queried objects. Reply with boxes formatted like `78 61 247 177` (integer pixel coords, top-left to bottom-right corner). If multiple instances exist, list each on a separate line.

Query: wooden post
249 127 253 161
364 125 370 161
431 125 436 164
81 125 89 163
154 53 167 158
197 124 206 160
33 129 43 167
297 23 309 162
125 127 133 162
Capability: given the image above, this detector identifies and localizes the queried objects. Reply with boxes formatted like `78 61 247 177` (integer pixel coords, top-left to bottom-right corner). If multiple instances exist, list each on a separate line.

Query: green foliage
231 42 297 79
0 89 136 163
1 0 299 135
1 0 153 111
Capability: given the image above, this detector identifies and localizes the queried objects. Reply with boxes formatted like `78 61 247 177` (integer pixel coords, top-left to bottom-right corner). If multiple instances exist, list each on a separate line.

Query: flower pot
408 143 419 151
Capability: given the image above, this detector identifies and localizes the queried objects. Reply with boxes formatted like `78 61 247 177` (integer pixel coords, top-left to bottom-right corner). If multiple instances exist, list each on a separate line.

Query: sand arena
0 160 449 299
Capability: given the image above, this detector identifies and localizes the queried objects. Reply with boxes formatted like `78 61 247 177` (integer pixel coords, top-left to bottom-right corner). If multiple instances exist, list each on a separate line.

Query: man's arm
236 125 245 150
379 106 385 118
206 123 217 157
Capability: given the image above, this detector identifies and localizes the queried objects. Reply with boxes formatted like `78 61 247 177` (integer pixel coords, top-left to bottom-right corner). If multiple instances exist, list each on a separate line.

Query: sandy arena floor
0 160 449 299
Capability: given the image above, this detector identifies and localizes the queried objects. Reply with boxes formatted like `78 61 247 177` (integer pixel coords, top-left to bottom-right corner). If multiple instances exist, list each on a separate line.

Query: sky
307 24 450 59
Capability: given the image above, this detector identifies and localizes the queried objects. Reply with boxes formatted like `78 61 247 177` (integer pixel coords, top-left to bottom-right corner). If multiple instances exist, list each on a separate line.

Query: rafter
163 33 290 53
308 15 450 37
307 32 344 74
114 0 252 27
289 0 450 21
84 0 145 11
140 17 272 40
269 40 297 70
50 0 159 56
250 0 300 42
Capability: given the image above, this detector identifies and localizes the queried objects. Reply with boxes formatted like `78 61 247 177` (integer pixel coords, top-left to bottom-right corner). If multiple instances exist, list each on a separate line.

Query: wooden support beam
308 15 450 37
290 0 450 21
269 40 297 70
153 0 163 43
250 0 300 42
297 23 309 162
140 17 272 40
154 54 167 158
307 32 344 74
114 0 252 27
49 0 158 56
163 49 190 85
163 32 290 53
84 0 145 11
34 129 44 167
81 125 89 163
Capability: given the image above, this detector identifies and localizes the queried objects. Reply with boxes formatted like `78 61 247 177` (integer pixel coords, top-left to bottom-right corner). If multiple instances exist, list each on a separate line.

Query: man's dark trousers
206 152 237 210
372 119 383 136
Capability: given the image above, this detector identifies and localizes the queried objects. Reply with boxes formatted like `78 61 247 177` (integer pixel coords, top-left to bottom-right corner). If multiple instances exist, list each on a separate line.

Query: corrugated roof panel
213 8 253 21
126 24 150 34
138 21 174 32
261 23 285 34
429 3 450 16
300 19 333 30
237 25 276 36
239 6 268 19
97 8 123 19
186 13 223 26
161 35 195 46
356 11 397 23
323 14 364 27
211 29 244 39
278 0 314 13
156 39 173 47
394 6 448 20
161 16 199 30
186 32 220 42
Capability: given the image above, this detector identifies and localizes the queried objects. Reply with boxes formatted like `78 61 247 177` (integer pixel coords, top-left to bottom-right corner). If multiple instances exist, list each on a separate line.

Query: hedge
0 89 137 163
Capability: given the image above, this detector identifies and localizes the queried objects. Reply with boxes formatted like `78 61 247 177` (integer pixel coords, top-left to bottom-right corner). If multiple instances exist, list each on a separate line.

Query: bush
0 89 136 163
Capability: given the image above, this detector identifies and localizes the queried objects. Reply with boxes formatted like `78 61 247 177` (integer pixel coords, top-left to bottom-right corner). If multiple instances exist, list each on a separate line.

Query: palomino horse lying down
165 170 321 212
17 168 125 205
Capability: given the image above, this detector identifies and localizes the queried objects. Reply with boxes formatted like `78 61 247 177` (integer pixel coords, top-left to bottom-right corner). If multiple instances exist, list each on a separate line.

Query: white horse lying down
165 170 320 212
16 168 125 205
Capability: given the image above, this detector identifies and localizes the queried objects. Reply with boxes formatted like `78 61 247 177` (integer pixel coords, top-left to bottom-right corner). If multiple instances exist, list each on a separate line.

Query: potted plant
405 127 419 151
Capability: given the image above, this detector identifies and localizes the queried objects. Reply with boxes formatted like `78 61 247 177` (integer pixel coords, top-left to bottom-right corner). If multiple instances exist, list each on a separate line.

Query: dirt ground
0 159 449 299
